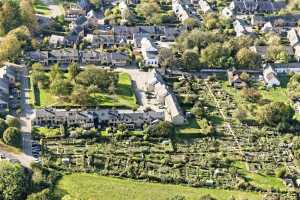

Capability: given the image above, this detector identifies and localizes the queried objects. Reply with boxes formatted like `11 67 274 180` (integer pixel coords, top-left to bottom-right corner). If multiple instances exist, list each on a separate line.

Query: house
222 7 233 18
233 19 253 37
141 38 159 67
261 22 274 33
0 99 8 113
32 109 95 128
229 0 286 15
49 35 65 48
263 64 280 88
198 0 212 13
0 79 9 96
227 68 247 89
287 28 300 47
108 52 129 66
172 0 191 22
165 93 185 125
251 14 300 27
146 70 185 125
64 3 86 22
94 109 164 130
272 63 300 73
80 50 102 64
0 65 20 85
27 51 49 65
48 49 79 64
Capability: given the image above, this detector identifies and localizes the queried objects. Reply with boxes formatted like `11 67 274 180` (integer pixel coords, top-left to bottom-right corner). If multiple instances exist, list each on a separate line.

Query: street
0 63 35 167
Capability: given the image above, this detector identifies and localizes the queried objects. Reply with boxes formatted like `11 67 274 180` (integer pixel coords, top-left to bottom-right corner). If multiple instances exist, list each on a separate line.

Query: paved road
0 150 34 168
1 63 35 167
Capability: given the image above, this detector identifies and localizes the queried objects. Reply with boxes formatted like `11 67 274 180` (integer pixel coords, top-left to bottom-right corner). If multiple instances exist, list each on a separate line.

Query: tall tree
0 160 29 200
0 0 22 35
67 63 80 81
19 0 37 32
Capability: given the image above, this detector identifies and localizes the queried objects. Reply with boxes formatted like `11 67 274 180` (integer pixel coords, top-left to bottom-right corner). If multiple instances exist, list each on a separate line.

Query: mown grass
54 173 262 200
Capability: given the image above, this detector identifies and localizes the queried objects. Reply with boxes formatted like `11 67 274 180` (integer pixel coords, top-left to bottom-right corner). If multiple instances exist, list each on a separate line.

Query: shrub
3 127 21 147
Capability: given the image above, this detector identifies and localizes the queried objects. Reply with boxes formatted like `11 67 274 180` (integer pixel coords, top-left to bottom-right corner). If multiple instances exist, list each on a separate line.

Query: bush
26 189 52 200
3 127 21 147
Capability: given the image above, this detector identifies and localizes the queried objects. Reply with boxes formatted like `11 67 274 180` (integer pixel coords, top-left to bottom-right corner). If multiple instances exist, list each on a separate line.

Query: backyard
54 173 262 200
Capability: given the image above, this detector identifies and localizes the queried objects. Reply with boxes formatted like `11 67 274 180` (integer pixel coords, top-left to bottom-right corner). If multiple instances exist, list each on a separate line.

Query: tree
288 73 300 101
50 79 73 97
266 46 289 63
183 18 200 28
241 87 261 103
236 48 261 69
49 64 63 83
0 160 29 200
258 102 295 127
19 0 37 32
158 48 177 69
191 106 204 118
146 121 174 138
3 127 21 147
136 1 162 24
182 49 200 69
0 1 22 35
6 117 20 128
31 63 43 72
200 43 232 68
0 119 7 138
0 34 22 63
26 189 52 200
71 86 92 106
239 72 250 83
199 119 215 136
67 63 79 81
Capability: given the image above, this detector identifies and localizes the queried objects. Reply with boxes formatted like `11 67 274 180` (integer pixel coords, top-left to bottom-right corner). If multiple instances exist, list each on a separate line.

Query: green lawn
234 162 288 192
176 118 202 135
91 73 137 109
33 0 51 16
33 127 61 138
54 173 262 200
30 73 137 109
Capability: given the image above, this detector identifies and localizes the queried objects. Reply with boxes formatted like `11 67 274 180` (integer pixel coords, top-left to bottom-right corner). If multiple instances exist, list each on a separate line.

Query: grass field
30 73 137 109
54 173 262 200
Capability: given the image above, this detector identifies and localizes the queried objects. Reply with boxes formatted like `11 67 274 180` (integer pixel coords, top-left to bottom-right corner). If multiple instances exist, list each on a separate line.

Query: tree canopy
0 160 29 200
